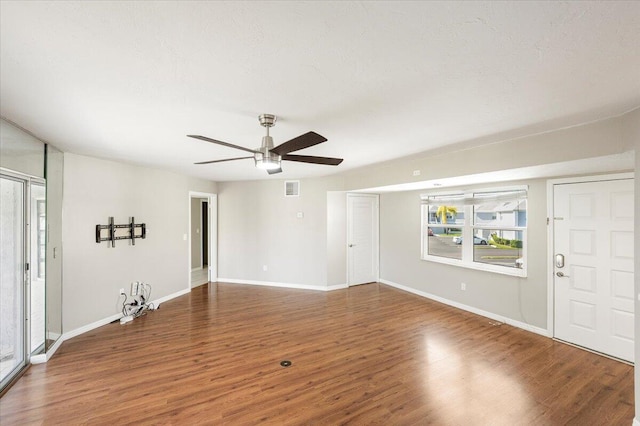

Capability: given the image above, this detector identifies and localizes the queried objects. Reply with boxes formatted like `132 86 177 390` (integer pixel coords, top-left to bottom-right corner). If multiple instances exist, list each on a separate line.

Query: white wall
340 112 634 191
327 191 347 286
0 119 45 178
217 177 343 288
62 153 217 332
45 146 64 339
379 179 547 328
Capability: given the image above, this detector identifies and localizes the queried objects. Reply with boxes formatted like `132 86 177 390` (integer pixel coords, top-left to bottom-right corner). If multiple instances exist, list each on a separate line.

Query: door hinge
25 262 29 271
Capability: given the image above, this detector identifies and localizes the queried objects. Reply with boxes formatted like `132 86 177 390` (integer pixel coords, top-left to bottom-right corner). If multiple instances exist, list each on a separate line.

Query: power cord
121 282 156 320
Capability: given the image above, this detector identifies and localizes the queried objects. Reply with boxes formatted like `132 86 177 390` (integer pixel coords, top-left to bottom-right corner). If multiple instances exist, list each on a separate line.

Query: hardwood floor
0 283 634 424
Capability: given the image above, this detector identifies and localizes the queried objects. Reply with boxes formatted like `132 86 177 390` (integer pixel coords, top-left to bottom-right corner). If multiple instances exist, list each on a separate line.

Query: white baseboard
63 312 123 341
155 288 191 304
35 287 191 364
633 417 640 426
327 283 349 291
218 278 345 292
379 279 550 337
31 334 65 364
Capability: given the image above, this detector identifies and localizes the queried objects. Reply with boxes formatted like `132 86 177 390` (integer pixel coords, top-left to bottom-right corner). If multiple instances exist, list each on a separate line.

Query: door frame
199 199 208 269
546 172 634 338
29 180 46 356
188 192 217 289
346 193 380 286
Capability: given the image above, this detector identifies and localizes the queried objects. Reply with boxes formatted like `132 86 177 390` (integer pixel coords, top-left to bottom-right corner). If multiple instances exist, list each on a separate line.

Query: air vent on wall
284 180 300 197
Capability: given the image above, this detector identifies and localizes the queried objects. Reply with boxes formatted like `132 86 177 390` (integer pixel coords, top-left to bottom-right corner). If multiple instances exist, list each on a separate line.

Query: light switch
297 212 304 219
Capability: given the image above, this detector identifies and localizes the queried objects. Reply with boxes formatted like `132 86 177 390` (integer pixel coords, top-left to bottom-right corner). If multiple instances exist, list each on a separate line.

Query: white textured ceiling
1 1 639 182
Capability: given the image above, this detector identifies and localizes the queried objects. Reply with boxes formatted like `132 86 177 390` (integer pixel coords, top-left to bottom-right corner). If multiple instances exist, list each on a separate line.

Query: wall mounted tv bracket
96 217 146 247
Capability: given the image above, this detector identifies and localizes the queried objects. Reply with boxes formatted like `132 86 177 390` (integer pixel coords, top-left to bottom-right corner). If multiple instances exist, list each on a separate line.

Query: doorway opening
189 192 217 289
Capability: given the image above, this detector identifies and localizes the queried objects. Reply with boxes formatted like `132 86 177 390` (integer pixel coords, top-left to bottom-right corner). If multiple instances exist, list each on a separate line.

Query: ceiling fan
189 114 343 175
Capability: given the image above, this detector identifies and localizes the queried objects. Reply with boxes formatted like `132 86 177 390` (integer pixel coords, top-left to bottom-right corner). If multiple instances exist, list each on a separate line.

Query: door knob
349 244 354 247
556 271 569 278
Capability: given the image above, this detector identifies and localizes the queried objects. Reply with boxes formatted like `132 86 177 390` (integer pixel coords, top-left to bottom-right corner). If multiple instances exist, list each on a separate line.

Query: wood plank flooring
0 283 634 425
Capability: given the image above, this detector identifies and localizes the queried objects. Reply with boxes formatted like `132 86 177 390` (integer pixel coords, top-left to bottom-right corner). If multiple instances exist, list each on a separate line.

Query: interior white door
347 194 379 286
553 178 634 362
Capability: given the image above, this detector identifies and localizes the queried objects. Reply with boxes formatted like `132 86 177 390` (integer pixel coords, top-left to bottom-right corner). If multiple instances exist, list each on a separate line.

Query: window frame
421 185 527 277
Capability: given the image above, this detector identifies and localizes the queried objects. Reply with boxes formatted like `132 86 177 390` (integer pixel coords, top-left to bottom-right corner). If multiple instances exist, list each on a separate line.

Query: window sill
421 255 527 277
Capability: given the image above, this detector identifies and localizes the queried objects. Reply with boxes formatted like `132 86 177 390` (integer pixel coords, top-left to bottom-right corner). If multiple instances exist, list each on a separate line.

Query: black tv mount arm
96 216 146 247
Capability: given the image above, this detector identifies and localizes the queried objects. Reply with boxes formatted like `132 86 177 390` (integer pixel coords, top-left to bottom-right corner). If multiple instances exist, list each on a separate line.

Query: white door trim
188 191 218 289
209 194 218 283
199 199 207 269
346 193 380 286
546 172 634 338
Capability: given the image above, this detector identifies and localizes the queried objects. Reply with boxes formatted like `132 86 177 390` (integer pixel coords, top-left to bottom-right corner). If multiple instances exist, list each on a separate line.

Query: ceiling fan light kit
254 151 281 171
189 114 343 175
254 129 281 170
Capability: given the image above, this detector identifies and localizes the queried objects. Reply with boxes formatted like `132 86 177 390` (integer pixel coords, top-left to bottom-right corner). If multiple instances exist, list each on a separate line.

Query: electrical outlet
119 288 125 295
461 282 466 291
263 265 268 271
131 281 139 296
412 170 421 176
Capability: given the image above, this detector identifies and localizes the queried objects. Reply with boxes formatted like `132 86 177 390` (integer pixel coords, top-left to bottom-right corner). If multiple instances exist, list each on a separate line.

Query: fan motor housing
260 135 275 150
259 114 276 128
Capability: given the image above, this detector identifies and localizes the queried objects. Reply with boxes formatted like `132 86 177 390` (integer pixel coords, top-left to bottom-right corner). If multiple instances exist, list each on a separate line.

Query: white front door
553 178 634 362
347 194 379 286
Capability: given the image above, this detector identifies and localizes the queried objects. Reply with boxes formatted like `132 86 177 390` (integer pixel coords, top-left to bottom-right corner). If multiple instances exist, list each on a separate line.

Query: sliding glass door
0 174 27 390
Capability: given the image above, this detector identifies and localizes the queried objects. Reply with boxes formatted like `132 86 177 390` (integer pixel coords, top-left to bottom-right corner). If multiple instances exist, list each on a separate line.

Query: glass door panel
0 175 26 390
30 182 46 355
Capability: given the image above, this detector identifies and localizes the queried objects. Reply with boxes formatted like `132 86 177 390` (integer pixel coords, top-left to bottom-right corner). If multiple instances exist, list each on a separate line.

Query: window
421 187 527 276
424 195 465 260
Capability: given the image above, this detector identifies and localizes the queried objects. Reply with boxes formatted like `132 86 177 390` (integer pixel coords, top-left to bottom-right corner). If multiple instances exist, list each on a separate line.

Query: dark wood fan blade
282 154 343 166
188 135 258 154
270 131 327 155
194 156 253 165
267 167 283 175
